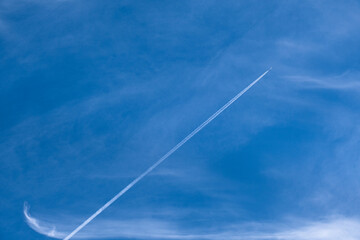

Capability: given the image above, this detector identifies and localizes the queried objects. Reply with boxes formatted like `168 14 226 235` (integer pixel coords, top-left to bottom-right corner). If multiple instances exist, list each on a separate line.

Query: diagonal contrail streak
63 68 272 240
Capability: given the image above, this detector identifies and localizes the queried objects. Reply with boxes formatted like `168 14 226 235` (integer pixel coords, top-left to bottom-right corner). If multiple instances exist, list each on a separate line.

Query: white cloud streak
24 205 360 240
24 203 65 239
61 68 272 240
286 72 360 91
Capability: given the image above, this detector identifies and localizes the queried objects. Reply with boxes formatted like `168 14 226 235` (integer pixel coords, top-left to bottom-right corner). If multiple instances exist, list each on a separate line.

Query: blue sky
1 0 360 239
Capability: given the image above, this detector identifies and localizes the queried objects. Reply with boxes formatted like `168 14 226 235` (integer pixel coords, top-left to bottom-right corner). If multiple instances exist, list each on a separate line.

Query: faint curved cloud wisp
24 203 63 239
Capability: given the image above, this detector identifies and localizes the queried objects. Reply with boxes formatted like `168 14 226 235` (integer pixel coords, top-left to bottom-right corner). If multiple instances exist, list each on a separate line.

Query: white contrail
63 68 272 240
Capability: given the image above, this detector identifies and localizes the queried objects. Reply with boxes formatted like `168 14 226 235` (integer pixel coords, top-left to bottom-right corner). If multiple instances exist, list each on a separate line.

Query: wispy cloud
24 203 64 239
24 205 360 240
285 71 360 91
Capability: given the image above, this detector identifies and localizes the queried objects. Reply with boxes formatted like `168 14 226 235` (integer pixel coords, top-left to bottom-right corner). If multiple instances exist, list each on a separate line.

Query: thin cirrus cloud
284 71 360 91
24 205 360 240
24 203 62 239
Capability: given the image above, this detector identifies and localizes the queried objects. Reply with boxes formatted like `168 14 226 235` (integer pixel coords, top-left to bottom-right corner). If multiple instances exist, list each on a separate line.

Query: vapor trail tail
63 68 272 240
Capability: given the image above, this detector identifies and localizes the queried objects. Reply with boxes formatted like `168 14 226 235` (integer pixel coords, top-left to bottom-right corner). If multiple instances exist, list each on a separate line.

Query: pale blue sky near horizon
1 1 360 239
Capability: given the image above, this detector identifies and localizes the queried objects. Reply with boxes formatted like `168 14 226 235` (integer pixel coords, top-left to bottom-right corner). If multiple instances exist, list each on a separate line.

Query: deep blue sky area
1 1 360 240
